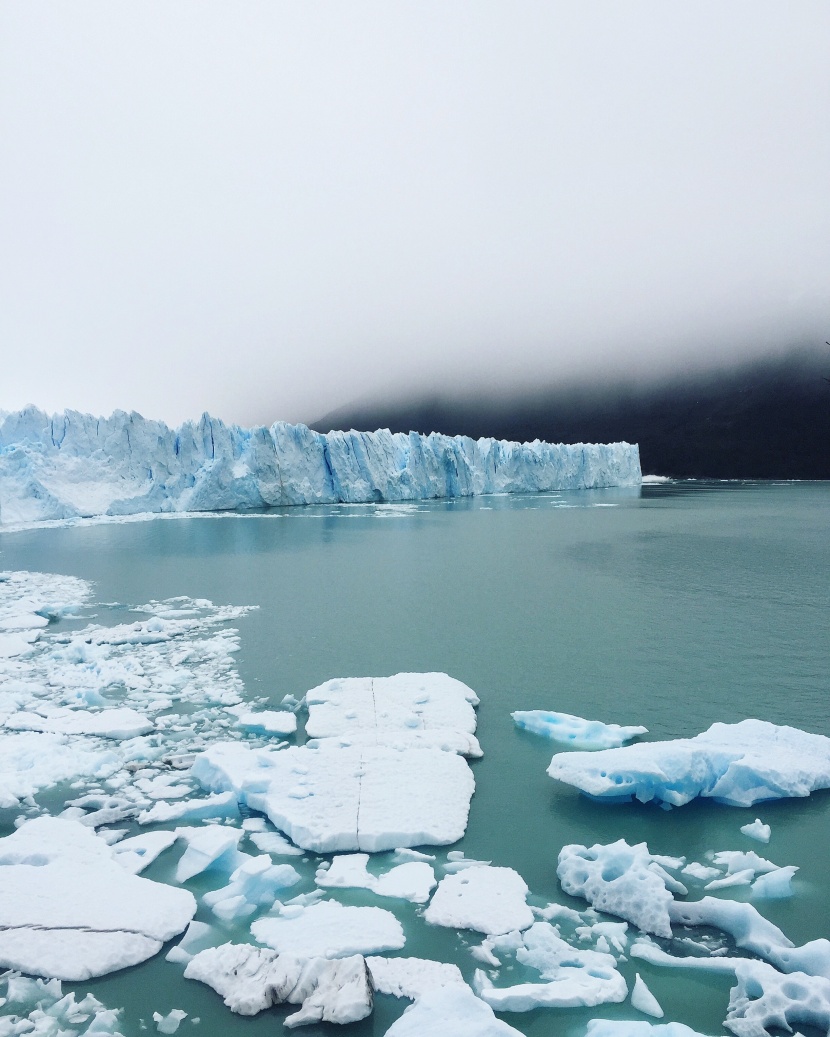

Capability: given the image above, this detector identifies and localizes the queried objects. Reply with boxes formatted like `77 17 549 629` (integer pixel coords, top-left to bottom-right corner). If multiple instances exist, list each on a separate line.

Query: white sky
1 1 829 426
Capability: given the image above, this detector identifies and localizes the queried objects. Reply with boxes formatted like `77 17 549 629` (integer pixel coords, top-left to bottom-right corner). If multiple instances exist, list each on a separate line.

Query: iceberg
557 840 685 938
316 852 436 903
547 720 830 807
512 709 647 748
0 407 641 525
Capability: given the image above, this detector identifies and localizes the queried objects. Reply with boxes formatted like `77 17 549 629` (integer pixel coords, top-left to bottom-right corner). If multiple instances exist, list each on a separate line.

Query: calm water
1 481 828 1036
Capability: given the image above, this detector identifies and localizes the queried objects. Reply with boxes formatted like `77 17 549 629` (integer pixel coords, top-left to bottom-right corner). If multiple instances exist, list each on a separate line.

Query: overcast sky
1 2 829 427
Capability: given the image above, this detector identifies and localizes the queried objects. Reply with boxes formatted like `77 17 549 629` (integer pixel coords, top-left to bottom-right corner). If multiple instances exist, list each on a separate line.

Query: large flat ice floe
0 817 196 979
0 407 641 524
251 900 405 959
192 740 476 852
384 985 525 1036
547 719 830 807
305 673 482 757
423 865 534 935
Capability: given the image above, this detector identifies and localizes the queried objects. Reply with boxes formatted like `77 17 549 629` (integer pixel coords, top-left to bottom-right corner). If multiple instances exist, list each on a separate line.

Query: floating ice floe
586 1023 714 1037
0 731 120 809
192 741 475 852
631 974 664 1018
424 865 534 935
725 959 830 1037
473 922 628 1011
547 719 830 807
139 791 240 825
304 673 482 757
365 956 464 999
740 818 771 843
248 829 304 856
557 840 685 939
234 710 297 736
112 830 177 874
251 900 405 959
174 824 243 881
3 705 153 739
184 943 374 1027
512 710 647 749
0 816 196 979
0 407 641 525
384 985 525 1036
316 852 436 903
153 1009 187 1034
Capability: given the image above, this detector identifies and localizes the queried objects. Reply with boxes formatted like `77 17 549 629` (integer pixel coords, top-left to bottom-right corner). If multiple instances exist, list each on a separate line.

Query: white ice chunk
631 974 664 1017
154 1010 187 1034
705 870 755 890
365 956 465 999
316 853 436 904
587 1022 715 1037
557 840 678 938
192 741 475 852
384 985 525 1036
235 710 297 736
752 866 798 899
251 900 405 959
424 866 534 936
249 830 304 856
4 706 153 739
138 791 240 825
203 853 300 919
0 731 119 808
174 825 243 882
184 943 373 1026
112 830 177 874
681 862 723 882
548 719 830 807
165 920 214 964
305 672 482 757
473 922 627 1011
741 818 771 843
0 816 196 979
512 709 647 748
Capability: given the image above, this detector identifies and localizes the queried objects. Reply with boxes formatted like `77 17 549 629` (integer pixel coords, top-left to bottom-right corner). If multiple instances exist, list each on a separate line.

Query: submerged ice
0 407 641 525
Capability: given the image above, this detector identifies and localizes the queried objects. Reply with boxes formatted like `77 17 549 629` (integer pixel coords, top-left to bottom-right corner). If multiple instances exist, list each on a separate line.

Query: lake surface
1 481 828 1036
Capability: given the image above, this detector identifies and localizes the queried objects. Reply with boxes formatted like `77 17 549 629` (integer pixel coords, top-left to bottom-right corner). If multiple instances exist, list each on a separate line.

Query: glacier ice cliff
0 407 641 524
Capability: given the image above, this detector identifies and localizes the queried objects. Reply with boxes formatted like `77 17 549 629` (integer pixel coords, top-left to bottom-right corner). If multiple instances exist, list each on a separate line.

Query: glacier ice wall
0 407 641 525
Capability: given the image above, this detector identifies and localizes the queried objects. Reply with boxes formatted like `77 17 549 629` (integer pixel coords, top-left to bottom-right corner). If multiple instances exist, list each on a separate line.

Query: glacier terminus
0 407 641 525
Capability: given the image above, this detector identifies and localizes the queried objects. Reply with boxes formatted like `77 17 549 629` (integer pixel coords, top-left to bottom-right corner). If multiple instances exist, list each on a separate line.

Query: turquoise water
1 481 829 1036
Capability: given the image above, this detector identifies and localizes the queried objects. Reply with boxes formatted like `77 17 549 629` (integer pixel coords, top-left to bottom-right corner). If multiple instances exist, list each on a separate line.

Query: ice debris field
2 569 830 1037
0 407 641 525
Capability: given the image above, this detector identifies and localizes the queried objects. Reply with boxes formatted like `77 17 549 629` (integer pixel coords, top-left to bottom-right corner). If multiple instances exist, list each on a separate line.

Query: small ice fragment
741 819 771 843
704 869 755 890
154 1010 187 1034
752 866 798 899
512 709 647 749
631 974 664 1017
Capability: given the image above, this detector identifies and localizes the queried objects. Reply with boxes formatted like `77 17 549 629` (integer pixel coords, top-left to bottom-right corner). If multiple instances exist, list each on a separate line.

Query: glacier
0 407 641 524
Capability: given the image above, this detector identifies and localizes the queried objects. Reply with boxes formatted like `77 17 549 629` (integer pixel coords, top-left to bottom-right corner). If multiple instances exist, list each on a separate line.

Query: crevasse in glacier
0 407 641 524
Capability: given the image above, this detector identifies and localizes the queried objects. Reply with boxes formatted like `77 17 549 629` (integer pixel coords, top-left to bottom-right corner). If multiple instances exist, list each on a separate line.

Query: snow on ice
0 817 195 979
